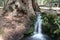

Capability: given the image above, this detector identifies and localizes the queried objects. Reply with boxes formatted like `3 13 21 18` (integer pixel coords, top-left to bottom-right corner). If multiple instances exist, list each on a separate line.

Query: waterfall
34 12 42 34
23 12 51 40
32 12 47 40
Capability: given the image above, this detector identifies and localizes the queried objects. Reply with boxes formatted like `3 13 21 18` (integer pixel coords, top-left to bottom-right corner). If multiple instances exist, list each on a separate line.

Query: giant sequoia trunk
0 0 39 40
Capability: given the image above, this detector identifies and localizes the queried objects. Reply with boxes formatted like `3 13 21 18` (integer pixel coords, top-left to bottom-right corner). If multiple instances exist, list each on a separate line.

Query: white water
34 12 42 34
32 12 46 40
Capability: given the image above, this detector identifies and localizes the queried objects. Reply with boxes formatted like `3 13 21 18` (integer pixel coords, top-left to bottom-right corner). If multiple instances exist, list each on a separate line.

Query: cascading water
34 12 42 34
23 12 51 40
32 12 46 40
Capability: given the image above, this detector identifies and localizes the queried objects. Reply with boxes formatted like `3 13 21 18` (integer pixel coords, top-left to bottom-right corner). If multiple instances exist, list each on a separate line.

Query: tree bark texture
0 0 39 40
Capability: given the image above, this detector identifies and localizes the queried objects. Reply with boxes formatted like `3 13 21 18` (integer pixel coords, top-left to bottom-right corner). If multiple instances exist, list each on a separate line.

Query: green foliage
42 12 60 40
54 29 60 34
26 27 34 35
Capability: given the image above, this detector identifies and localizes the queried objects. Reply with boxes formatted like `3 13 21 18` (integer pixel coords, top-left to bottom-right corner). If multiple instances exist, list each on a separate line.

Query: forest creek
0 0 60 40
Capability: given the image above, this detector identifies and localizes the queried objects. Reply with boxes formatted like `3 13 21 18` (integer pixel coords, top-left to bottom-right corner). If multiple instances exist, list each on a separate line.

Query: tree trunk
3 0 36 16
0 0 39 40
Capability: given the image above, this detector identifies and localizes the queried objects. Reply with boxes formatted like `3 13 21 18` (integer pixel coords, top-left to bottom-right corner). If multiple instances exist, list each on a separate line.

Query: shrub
42 12 60 40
